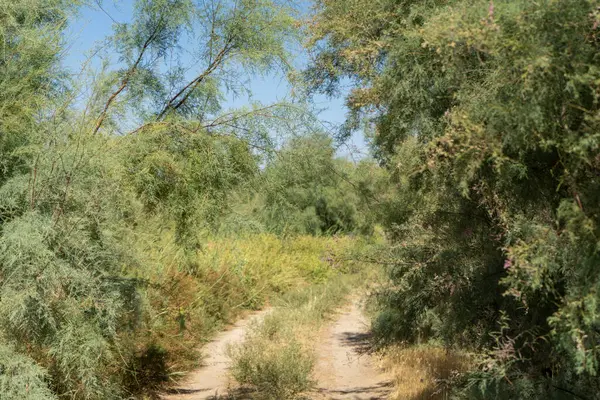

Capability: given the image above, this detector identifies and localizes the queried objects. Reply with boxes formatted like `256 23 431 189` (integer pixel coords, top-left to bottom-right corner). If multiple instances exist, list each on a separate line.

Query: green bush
308 0 600 397
0 343 57 400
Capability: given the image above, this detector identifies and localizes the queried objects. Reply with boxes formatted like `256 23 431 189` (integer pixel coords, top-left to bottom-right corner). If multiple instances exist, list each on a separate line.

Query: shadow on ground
338 331 374 355
314 330 393 399
163 386 256 400
315 381 394 399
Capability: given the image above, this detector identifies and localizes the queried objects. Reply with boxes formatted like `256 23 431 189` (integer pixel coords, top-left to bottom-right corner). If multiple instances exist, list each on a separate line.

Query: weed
229 337 313 399
382 345 472 400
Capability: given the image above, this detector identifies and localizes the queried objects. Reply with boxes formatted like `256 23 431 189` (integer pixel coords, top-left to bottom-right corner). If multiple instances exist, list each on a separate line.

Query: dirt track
162 299 391 400
310 299 392 399
161 309 271 400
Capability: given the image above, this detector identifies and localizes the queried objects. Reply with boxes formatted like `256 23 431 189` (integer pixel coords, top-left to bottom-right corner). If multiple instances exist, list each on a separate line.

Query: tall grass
126 233 364 395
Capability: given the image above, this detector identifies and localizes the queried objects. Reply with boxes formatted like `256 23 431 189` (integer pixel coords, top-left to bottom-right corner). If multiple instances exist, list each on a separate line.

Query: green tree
0 0 76 185
255 133 373 235
91 0 296 134
308 0 600 398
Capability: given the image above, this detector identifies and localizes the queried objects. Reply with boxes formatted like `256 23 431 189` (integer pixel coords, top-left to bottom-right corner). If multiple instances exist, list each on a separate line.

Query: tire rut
311 299 392 400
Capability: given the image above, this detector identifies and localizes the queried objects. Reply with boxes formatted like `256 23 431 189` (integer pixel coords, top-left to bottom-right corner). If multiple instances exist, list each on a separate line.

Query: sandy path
311 299 392 400
161 309 271 400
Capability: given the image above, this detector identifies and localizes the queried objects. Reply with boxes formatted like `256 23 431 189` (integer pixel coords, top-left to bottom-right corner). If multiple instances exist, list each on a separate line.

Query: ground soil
161 309 272 400
309 299 392 400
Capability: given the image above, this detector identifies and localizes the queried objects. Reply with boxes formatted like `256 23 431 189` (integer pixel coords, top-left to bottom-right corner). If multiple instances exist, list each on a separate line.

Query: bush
0 342 57 400
308 0 600 397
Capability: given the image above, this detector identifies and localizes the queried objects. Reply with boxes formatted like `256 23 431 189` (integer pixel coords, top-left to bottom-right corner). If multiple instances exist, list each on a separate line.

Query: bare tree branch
156 34 235 120
92 18 163 135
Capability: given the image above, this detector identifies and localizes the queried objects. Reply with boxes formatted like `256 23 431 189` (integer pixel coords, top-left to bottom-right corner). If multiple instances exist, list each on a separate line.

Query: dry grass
382 345 472 400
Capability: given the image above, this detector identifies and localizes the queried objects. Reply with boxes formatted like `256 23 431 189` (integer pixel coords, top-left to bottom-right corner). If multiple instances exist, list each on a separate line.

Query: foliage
250 132 377 235
90 0 296 132
122 125 258 246
0 0 76 184
0 0 375 398
0 0 405 399
308 0 600 398
0 342 58 400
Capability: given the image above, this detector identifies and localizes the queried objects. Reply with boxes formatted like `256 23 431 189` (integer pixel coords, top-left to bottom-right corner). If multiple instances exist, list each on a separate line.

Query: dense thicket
248 133 378 235
308 0 600 398
12 0 600 397
0 0 372 398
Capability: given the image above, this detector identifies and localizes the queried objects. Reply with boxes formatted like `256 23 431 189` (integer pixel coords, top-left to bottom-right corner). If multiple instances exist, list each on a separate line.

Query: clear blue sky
63 0 369 159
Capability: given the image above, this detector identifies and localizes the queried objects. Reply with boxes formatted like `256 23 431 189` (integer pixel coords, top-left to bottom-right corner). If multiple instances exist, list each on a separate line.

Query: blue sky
63 0 369 159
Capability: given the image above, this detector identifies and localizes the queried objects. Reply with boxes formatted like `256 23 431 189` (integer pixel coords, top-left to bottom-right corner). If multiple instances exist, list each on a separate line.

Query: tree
91 0 297 135
0 0 302 398
307 0 600 398
232 132 376 236
0 0 75 185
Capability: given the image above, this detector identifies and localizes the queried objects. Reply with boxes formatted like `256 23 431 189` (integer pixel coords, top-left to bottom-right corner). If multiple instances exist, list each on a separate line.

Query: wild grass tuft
382 345 472 400
229 336 313 399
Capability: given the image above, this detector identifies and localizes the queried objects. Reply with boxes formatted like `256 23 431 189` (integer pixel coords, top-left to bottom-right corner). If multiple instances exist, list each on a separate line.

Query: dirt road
161 309 271 400
162 299 391 400
311 299 392 399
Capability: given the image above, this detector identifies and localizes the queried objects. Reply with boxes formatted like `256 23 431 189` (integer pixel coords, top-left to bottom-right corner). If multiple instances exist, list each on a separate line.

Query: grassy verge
364 278 472 400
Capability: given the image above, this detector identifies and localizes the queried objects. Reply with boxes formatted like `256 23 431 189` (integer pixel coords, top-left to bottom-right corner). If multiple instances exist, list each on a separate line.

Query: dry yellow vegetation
382 345 471 400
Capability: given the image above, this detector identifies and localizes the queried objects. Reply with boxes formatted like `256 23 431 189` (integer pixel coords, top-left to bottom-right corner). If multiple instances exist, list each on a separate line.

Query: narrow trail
161 298 391 400
161 309 271 400
311 299 393 400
